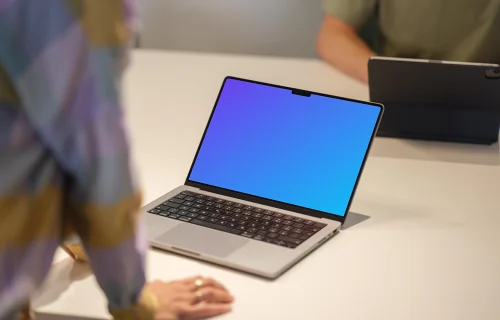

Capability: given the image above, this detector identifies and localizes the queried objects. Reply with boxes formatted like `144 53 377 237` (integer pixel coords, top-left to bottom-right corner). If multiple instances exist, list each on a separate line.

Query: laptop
143 77 383 279
368 57 500 145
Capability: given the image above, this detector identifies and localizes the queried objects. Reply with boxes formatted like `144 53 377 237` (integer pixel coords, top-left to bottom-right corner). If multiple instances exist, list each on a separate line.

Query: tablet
368 57 500 144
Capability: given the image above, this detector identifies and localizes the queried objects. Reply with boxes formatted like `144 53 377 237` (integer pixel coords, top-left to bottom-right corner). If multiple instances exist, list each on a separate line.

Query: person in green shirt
317 0 500 83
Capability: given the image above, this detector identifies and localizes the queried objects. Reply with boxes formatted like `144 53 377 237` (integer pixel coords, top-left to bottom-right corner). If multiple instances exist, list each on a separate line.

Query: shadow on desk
370 137 500 166
32 259 92 309
342 212 370 230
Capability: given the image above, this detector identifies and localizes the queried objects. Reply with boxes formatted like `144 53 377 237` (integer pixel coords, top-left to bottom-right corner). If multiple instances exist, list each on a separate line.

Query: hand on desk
62 244 234 320
147 277 234 320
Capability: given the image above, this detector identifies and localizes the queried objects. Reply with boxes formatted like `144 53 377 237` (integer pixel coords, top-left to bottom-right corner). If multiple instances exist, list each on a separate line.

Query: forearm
317 17 376 83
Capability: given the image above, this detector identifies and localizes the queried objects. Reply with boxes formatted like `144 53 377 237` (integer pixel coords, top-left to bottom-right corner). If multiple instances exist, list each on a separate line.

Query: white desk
34 50 500 320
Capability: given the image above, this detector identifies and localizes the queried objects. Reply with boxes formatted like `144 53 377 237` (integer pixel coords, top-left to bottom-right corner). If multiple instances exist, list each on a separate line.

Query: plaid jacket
0 1 155 319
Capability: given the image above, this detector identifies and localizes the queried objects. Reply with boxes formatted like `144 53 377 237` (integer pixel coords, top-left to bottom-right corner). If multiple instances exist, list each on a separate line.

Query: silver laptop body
143 77 383 279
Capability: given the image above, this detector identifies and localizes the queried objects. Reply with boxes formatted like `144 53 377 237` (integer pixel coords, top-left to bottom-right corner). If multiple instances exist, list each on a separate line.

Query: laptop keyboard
147 191 327 249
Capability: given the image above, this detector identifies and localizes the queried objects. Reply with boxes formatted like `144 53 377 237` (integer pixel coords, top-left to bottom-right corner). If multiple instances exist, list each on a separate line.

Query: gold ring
194 278 204 289
195 290 204 303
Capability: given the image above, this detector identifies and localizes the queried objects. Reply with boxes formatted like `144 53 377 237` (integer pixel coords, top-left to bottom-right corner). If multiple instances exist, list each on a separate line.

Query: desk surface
34 50 500 320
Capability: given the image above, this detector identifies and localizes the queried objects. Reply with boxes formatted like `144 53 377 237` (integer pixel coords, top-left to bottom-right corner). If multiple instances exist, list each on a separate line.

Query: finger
181 303 232 320
183 276 228 292
190 288 234 304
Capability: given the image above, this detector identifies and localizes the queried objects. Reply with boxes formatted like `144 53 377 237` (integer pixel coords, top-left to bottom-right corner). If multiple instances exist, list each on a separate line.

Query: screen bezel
184 76 384 224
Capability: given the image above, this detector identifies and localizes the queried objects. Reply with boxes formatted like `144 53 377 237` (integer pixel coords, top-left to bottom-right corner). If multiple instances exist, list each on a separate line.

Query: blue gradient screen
188 78 381 216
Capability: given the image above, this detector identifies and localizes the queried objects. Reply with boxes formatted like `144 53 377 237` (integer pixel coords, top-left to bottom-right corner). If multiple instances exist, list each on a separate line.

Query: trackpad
155 223 249 258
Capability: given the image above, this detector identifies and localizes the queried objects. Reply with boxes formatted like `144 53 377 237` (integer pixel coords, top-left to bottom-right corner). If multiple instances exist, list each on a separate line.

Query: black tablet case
368 59 500 144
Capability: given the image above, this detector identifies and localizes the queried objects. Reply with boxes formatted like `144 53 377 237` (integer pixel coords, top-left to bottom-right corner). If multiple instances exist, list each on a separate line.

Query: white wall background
140 0 324 58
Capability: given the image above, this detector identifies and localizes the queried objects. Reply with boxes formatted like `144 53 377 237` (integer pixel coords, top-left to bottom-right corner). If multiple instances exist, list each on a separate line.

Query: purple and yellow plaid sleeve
0 1 156 319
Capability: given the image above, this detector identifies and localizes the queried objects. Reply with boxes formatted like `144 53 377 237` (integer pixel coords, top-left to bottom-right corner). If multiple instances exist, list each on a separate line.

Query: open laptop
368 57 500 145
143 77 383 279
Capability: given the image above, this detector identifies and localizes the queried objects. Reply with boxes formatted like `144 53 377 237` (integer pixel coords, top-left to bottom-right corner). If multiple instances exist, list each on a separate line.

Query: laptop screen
187 78 381 217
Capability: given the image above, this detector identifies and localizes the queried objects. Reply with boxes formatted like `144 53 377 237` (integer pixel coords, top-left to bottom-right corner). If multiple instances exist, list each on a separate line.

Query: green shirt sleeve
322 0 378 29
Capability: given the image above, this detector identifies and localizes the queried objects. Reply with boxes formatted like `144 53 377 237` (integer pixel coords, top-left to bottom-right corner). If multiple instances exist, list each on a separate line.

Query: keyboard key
293 218 304 223
209 218 218 223
169 198 184 204
219 221 228 226
179 216 192 222
164 202 180 209
304 220 314 226
267 233 278 239
241 232 255 238
193 204 203 209
279 230 289 236
183 201 194 206
252 213 263 218
278 235 304 246
273 218 283 223
299 235 309 240
168 208 179 213
263 210 274 215
208 213 219 218
195 199 205 204
243 211 253 216
254 208 263 213
233 208 242 213
188 213 199 218
198 215 208 221
269 239 288 247
191 219 241 235
215 199 225 203
268 228 279 233
189 208 200 213
180 205 190 211
158 211 169 217
233 203 243 208
244 206 254 211
168 214 180 219
283 220 293 225
283 215 294 220
224 206 232 211
262 215 272 221
247 228 258 233
148 209 160 214
224 201 234 206
293 223 304 228
293 228 303 234
178 210 189 216
314 222 327 229
257 230 268 236
185 196 195 202
254 235 265 241
273 212 284 218
196 194 207 199
289 233 300 239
